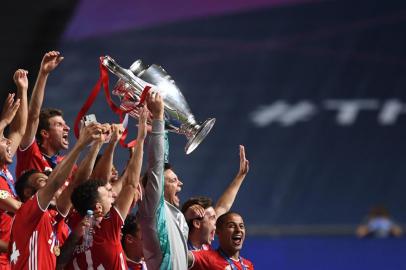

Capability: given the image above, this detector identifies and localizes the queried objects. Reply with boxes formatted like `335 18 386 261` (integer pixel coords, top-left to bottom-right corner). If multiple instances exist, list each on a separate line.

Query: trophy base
185 118 216 154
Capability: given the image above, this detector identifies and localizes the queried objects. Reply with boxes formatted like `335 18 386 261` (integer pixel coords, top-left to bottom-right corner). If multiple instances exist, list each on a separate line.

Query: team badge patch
0 190 10 199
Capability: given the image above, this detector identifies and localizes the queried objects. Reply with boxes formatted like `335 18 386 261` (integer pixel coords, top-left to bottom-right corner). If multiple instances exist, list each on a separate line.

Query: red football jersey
0 167 16 269
190 249 254 270
10 194 60 270
48 209 70 246
16 140 62 178
188 241 212 251
65 207 128 270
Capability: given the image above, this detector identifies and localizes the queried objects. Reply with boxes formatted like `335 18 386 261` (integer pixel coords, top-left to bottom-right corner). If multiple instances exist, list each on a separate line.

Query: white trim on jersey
35 192 49 212
119 252 126 270
113 206 125 223
188 252 196 270
18 138 35 152
29 231 38 270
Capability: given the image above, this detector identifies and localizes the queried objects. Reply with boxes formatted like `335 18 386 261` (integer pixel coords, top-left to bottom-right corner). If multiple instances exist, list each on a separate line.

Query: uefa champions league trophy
101 55 216 154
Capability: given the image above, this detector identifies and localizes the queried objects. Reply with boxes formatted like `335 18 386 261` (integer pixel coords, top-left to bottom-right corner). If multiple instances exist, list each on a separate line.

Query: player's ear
192 219 201 229
40 129 49 140
23 187 34 201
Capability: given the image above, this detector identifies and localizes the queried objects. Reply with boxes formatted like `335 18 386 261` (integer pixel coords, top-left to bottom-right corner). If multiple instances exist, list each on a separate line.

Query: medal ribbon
0 169 17 197
74 57 151 148
218 248 247 270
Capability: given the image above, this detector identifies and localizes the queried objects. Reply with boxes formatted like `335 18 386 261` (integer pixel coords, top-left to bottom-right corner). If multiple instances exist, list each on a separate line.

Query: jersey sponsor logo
0 190 10 199
73 243 90 255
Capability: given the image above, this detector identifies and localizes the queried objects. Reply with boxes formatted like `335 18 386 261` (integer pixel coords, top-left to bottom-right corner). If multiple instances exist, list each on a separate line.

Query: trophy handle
185 118 216 154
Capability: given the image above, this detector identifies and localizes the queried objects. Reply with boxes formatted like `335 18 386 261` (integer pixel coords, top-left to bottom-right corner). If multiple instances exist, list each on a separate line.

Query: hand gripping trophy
102 56 215 154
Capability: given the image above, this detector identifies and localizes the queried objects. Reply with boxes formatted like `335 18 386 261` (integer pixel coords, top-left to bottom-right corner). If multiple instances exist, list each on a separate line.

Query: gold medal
53 246 60 256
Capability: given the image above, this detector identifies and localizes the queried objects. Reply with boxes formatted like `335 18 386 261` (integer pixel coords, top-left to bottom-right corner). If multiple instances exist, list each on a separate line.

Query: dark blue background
42 0 406 228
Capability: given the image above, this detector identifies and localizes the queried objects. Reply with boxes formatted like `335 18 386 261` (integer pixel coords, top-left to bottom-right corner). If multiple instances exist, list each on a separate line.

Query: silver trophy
102 55 215 154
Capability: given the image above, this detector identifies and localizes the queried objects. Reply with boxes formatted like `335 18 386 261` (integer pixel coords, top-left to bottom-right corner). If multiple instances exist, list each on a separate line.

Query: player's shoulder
241 256 254 268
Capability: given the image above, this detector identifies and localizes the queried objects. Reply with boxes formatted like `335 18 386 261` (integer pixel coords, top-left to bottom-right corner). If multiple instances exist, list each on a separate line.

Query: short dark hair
216 211 242 230
121 214 140 247
181 196 213 214
36 108 63 144
71 179 105 216
16 169 40 202
181 196 213 231
164 163 172 171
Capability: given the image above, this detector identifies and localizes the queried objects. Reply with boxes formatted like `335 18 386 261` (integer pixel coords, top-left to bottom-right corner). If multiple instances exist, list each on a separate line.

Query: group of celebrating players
0 51 254 269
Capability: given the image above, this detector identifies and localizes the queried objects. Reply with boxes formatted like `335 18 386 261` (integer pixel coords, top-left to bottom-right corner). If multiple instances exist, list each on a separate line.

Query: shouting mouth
62 133 69 145
232 234 243 246
210 230 215 241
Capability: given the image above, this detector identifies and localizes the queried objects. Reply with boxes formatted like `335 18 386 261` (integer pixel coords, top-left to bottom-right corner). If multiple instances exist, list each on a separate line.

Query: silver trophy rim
185 118 216 155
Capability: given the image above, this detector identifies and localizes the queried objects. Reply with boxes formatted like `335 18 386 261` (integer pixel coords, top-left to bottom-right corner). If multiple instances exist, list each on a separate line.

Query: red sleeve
66 210 82 230
100 207 124 242
242 258 254 270
56 220 70 246
190 250 213 270
16 141 46 179
250 262 254 269
14 194 45 233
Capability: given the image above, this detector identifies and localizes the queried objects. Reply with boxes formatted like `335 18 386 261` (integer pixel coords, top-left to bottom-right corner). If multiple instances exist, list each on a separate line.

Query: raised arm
56 123 105 216
20 51 63 149
37 124 100 210
114 107 147 218
0 93 20 137
0 192 21 214
215 145 249 217
91 123 124 183
138 92 165 216
8 69 28 156
0 94 22 213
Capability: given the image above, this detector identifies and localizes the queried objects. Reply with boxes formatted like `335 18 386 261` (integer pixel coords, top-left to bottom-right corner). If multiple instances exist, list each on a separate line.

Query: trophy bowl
102 55 215 154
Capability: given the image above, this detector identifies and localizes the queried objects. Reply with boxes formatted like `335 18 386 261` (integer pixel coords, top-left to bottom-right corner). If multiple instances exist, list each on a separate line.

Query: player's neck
189 232 204 249
125 251 143 264
220 247 240 261
40 142 58 156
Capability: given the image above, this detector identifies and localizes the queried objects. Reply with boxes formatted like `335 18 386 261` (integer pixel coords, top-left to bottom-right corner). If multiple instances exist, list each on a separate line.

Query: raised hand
132 106 153 133
1 93 20 126
77 123 104 146
237 145 249 177
99 123 112 144
40 51 64 74
146 90 164 120
13 69 28 91
110 123 124 143
184 204 205 222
